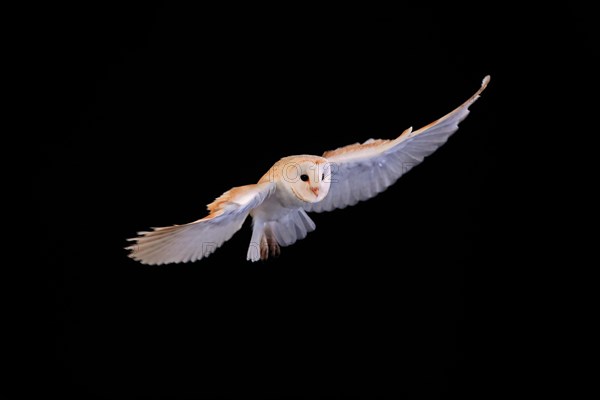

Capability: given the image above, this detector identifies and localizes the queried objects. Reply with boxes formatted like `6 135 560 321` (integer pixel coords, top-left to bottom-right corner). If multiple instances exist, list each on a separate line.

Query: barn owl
127 76 490 264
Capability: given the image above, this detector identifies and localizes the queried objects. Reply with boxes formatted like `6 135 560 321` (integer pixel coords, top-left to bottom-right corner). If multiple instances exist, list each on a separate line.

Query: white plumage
127 76 490 264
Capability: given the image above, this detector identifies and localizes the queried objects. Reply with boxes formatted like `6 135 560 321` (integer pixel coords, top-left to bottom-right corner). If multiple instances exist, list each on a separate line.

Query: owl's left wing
127 181 276 265
305 75 489 213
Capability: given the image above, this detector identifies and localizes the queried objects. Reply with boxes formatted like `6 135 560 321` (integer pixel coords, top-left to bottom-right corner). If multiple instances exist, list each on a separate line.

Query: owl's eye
300 174 309 182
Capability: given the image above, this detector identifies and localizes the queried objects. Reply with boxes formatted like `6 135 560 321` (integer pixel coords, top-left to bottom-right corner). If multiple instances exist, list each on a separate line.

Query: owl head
275 156 332 203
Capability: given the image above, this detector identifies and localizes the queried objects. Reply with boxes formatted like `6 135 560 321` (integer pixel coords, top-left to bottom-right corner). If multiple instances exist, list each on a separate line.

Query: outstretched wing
127 182 276 265
305 75 489 213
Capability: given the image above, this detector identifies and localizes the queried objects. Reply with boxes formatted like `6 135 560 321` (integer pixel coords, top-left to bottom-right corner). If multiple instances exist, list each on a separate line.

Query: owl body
127 76 490 264
246 155 331 260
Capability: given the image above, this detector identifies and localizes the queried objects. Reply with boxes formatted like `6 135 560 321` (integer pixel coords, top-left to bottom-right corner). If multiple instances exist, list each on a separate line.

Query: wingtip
481 75 491 89
466 75 491 106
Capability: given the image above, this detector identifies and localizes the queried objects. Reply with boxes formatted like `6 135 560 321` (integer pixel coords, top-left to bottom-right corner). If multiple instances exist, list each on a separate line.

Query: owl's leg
264 225 281 259
258 224 280 260
247 219 280 261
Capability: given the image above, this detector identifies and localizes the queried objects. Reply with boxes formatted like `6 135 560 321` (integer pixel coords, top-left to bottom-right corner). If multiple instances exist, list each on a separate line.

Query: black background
33 5 592 399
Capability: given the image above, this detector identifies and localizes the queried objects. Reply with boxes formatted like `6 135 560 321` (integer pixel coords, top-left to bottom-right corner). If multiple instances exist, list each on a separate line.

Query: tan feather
322 139 391 159
206 184 262 215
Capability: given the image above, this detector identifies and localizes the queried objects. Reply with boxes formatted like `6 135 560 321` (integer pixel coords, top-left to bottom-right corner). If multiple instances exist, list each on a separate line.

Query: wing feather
127 181 276 265
306 76 489 213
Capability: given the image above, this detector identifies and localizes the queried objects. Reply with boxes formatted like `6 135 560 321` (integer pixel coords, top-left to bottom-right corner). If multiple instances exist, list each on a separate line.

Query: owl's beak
310 186 319 197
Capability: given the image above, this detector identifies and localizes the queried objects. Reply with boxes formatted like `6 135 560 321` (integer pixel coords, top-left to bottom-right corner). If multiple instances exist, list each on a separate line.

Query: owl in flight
127 76 490 264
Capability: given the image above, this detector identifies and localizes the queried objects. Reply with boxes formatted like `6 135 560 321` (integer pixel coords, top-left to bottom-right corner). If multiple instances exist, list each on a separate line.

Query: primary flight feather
127 75 490 264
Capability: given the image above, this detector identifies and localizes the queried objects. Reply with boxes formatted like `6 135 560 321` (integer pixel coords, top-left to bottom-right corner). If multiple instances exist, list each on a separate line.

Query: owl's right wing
126 181 276 265
305 75 489 213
